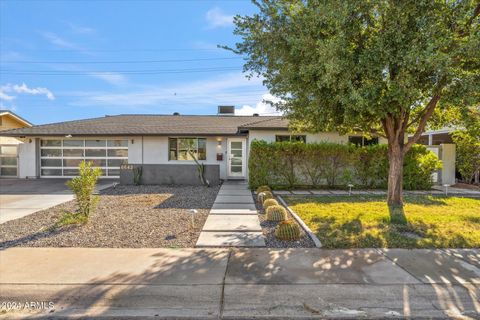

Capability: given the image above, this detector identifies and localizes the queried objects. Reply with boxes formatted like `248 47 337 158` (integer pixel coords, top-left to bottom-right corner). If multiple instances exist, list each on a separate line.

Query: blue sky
0 0 279 125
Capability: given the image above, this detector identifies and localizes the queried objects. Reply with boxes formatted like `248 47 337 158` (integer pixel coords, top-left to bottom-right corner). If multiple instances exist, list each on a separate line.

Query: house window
169 138 207 161
348 136 379 146
275 135 307 143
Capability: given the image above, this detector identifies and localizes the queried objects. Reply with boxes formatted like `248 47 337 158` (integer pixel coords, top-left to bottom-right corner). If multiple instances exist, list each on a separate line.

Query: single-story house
1 106 455 185
0 110 33 178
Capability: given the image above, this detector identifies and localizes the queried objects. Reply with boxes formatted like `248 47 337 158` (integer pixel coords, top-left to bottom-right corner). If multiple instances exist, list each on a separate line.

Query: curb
277 195 322 248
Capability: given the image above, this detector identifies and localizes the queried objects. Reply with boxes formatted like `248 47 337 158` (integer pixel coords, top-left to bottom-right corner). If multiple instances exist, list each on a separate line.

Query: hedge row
248 140 442 190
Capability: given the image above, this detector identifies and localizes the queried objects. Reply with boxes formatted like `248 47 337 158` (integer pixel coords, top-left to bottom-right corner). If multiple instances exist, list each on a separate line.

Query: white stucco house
2 106 456 185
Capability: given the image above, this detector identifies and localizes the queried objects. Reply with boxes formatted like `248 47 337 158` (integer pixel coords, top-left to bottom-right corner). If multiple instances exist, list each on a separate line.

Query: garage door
40 139 128 177
0 145 18 177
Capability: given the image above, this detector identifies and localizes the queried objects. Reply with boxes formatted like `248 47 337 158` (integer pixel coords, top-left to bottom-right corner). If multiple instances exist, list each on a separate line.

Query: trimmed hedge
248 140 442 190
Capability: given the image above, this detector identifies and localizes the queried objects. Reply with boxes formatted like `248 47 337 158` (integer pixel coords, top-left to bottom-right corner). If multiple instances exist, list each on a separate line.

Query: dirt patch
0 185 219 248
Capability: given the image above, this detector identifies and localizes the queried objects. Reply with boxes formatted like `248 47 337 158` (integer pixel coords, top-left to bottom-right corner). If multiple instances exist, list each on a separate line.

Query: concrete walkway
0 248 479 319
0 179 116 224
273 187 480 196
196 181 265 247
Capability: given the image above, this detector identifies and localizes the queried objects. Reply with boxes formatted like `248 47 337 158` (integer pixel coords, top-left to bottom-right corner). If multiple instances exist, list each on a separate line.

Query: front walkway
196 181 265 247
0 247 478 319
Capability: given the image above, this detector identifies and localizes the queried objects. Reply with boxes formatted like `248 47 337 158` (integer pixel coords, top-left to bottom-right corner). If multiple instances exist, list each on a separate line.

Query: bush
266 205 287 221
275 220 301 241
452 130 480 183
248 140 441 190
66 161 102 217
256 185 271 193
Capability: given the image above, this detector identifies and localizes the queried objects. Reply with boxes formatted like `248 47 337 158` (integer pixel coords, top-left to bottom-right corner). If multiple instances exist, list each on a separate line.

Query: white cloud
205 7 234 28
68 23 95 34
39 31 82 50
89 72 127 86
68 72 266 110
0 83 55 100
236 93 283 116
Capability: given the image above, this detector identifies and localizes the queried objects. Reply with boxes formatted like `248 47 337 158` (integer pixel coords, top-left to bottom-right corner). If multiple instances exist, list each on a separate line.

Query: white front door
227 138 246 178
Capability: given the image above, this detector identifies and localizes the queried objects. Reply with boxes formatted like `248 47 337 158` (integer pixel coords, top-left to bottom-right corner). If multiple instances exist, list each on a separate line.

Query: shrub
275 220 301 240
257 191 273 204
66 161 102 217
256 185 271 193
452 130 480 183
263 198 279 210
266 205 287 221
248 140 441 190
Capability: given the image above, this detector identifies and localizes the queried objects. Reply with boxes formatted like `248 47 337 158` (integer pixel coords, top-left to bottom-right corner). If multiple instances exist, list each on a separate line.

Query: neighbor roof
0 110 33 127
0 114 288 137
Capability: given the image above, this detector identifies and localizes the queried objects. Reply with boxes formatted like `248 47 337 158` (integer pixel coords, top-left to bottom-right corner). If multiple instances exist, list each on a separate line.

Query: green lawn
285 195 480 249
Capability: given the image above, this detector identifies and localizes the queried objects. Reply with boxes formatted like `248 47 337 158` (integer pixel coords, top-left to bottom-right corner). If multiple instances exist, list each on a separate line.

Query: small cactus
263 198 279 210
266 205 287 221
257 191 273 204
275 220 301 241
256 185 271 193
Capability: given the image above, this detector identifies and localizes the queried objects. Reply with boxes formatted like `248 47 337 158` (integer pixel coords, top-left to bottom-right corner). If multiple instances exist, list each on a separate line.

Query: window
169 138 207 161
275 135 306 143
348 136 379 146
40 139 128 177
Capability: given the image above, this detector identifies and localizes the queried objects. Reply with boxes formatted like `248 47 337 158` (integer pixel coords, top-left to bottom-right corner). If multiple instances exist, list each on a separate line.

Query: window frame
168 137 207 161
275 135 307 143
348 136 379 146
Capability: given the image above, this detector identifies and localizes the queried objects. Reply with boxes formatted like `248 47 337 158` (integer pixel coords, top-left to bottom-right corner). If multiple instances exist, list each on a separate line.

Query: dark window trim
168 137 207 161
348 136 379 146
275 134 307 143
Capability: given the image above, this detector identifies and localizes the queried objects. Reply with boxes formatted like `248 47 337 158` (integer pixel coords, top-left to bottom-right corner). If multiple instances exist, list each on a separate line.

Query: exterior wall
426 144 456 185
121 164 220 185
0 114 28 145
18 138 37 178
127 136 228 180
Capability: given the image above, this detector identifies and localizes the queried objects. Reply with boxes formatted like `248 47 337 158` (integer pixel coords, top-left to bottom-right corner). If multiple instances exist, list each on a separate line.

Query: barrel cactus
256 185 271 193
275 220 301 241
263 198 279 210
266 205 287 221
257 191 273 204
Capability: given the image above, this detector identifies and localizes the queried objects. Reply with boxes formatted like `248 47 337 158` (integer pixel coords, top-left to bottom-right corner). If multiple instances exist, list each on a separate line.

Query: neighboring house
0 105 422 184
411 128 457 185
0 110 33 178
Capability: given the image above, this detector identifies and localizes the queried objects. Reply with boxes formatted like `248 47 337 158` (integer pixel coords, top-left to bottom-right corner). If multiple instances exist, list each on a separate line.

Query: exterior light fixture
217 140 222 147
131 139 134 144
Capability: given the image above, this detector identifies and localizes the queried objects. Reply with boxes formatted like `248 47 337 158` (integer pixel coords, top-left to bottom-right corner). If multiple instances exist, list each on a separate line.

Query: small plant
275 220 301 241
266 205 287 221
256 185 271 193
66 161 102 218
133 166 143 185
55 211 89 228
263 198 279 210
257 191 273 204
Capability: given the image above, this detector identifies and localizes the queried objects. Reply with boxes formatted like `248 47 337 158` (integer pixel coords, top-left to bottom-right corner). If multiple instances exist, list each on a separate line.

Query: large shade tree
229 0 480 213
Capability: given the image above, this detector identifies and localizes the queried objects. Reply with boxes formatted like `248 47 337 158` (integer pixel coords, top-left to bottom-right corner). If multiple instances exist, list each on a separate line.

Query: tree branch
404 94 441 153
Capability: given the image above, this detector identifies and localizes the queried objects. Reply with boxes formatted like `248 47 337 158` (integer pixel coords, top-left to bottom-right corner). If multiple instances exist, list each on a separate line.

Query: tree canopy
231 0 479 144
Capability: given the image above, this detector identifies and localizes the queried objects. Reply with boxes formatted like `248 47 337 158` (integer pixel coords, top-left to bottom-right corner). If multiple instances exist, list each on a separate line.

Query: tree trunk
386 139 407 224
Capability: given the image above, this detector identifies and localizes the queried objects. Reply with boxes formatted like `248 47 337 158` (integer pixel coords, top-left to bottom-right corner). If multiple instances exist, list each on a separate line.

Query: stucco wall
441 144 456 185
127 136 228 179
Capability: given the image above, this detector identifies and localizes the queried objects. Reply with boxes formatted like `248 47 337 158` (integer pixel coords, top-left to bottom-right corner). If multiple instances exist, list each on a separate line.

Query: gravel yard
0 185 219 248
254 193 315 248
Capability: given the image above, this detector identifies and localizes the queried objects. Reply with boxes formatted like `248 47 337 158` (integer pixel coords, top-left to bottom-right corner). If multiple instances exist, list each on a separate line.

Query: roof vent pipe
253 113 259 117
173 112 180 115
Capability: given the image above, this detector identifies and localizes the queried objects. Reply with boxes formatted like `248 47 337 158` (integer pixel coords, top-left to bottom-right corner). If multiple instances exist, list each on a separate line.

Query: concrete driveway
0 179 116 224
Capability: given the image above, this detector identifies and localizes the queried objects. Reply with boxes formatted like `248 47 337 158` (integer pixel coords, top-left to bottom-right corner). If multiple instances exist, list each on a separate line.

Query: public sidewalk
0 247 479 319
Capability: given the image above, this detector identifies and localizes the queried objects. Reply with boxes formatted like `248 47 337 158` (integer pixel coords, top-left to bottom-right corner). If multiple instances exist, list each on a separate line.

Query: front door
227 139 245 178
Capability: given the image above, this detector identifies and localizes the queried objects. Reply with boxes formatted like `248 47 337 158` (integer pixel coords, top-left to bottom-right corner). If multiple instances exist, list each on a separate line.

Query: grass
284 195 480 248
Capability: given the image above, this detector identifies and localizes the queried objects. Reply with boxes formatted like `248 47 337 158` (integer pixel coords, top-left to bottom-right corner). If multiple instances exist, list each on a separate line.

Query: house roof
0 110 33 127
0 114 289 137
